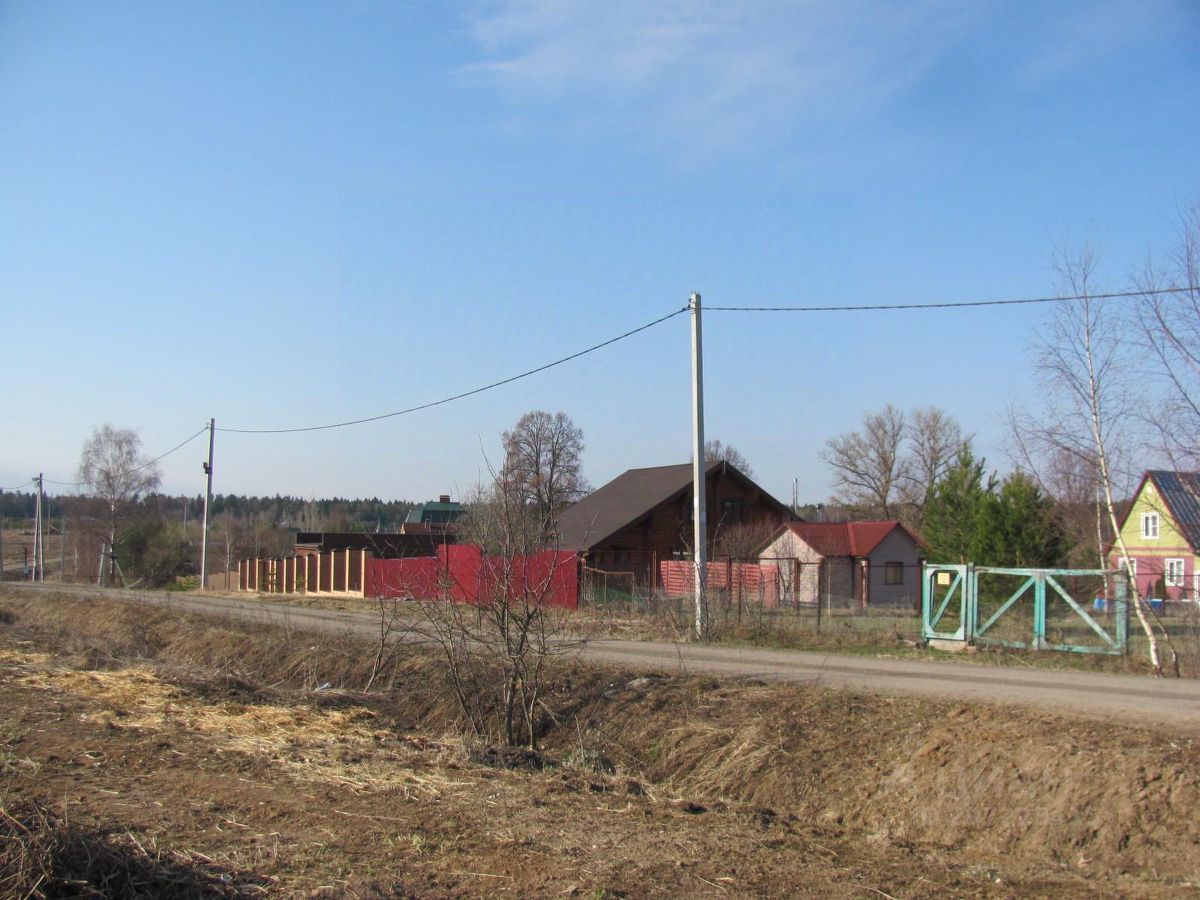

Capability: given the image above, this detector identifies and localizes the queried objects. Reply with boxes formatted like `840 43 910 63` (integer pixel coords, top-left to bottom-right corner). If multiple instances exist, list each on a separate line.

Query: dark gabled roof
554 460 791 551
553 462 717 551
404 500 464 525
1146 470 1200 552
777 520 921 558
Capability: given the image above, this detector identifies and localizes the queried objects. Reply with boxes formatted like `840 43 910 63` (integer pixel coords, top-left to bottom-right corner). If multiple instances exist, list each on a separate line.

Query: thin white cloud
459 1 1194 159
460 1 987 153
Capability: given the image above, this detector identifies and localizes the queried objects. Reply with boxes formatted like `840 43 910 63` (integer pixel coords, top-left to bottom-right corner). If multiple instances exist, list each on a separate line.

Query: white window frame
1118 557 1137 578
1165 558 1185 588
1141 512 1160 539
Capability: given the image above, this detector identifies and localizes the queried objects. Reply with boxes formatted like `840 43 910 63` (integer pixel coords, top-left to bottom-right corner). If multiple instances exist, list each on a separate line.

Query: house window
1118 557 1137 577
1166 558 1185 588
1141 513 1160 539
884 562 904 585
720 499 744 524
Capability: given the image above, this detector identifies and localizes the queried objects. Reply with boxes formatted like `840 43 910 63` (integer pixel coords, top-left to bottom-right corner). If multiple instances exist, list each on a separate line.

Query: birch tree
1011 244 1165 674
77 424 161 585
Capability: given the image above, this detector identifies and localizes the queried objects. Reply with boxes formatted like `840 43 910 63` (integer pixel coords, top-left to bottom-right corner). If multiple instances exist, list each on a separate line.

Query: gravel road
7 582 1199 734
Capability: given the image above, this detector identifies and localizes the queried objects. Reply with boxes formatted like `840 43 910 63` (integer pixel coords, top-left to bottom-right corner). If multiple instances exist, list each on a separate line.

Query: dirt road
10 582 1200 734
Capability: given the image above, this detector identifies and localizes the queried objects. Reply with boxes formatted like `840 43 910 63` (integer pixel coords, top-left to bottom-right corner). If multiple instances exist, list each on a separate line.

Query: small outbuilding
758 520 923 610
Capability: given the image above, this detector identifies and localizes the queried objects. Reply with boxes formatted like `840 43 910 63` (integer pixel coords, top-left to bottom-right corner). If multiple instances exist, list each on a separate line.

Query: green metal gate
923 564 970 641
922 564 1128 655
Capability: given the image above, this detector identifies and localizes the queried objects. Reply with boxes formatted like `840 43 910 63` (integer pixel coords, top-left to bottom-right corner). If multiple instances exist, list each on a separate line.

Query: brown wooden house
553 460 792 585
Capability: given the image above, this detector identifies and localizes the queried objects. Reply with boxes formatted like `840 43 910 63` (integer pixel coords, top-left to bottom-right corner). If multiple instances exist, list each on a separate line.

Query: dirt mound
567 676 1200 881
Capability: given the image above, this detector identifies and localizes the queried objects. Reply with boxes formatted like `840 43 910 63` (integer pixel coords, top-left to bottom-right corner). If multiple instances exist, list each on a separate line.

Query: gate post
965 563 977 644
1115 576 1129 654
1033 574 1046 650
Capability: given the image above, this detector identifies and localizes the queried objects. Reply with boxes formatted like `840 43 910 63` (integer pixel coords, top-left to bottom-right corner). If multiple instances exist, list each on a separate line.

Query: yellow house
1111 470 1200 603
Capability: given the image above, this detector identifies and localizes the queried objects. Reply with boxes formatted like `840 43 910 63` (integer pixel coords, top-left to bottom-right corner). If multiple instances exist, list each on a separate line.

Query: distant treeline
0 491 421 532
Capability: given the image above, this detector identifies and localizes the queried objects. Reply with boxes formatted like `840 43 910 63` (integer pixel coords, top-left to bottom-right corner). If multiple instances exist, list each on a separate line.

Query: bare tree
410 474 585 751
1011 244 1165 673
712 517 777 562
899 406 965 528
704 439 754 478
77 424 161 585
822 404 909 518
500 410 589 532
1134 201 1200 469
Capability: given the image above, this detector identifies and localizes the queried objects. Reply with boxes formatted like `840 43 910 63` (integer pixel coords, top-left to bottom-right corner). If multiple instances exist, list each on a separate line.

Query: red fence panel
366 556 442 599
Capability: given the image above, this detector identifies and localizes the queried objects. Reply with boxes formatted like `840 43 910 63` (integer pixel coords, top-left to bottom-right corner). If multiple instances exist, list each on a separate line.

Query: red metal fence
364 546 579 609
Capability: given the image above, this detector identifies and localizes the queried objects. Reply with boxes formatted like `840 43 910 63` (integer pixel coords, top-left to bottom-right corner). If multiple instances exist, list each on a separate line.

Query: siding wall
1113 478 1199 601
864 529 922 608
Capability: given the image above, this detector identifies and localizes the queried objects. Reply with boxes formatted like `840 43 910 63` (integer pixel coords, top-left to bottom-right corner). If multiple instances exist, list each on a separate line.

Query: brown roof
554 462 717 551
554 460 791 551
779 521 920 558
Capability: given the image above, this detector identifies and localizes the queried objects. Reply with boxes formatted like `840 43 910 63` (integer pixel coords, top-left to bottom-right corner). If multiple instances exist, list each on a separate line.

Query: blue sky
1 0 1197 505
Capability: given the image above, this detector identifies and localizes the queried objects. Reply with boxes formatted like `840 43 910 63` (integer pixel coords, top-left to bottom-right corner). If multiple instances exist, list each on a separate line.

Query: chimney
439 494 451 504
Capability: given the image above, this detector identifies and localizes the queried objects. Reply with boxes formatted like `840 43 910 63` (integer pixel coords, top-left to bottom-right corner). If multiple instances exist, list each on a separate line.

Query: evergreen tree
991 472 1067 567
922 445 997 564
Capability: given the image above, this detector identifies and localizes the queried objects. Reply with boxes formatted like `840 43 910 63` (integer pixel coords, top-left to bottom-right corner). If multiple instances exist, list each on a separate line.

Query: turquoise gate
922 564 1128 655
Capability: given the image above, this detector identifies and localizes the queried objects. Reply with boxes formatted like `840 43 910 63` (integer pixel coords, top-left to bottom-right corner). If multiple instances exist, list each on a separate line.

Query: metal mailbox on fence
922 563 1128 655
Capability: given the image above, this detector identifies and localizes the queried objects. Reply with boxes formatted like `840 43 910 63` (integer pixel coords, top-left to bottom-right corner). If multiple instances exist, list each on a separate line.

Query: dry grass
2 647 470 800
0 795 261 899
4 589 1200 891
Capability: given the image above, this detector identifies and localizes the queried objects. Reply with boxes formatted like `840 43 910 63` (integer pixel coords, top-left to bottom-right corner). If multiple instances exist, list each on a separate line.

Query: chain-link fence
578 558 922 645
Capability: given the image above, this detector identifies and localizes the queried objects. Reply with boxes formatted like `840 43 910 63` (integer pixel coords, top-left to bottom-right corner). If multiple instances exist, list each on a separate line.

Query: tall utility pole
33 473 45 582
689 292 707 639
200 418 215 591
31 482 38 581
0 488 5 583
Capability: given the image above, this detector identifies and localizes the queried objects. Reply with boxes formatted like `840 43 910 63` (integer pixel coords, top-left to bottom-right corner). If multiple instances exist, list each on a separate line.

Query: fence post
1033 573 1046 650
965 563 976 644
1115 575 1128 654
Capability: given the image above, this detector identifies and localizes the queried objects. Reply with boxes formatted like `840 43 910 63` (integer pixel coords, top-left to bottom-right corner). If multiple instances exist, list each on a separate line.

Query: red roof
781 520 918 558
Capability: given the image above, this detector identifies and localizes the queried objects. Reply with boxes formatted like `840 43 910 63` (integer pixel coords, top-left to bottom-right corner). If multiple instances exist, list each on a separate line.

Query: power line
0 479 34 492
704 286 1194 313
218 306 691 434
42 425 210 489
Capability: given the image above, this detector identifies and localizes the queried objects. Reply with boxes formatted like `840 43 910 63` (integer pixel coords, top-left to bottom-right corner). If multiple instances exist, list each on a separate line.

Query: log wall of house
584 470 787 585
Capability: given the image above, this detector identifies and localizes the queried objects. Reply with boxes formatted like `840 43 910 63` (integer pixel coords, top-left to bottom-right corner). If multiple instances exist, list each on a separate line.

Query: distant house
402 494 464 533
1111 470 1199 602
553 460 793 585
757 520 924 610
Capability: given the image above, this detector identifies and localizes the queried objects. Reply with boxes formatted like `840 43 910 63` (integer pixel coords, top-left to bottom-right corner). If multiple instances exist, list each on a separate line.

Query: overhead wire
0 479 34 492
703 286 1194 312
41 424 210 490
218 305 691 434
